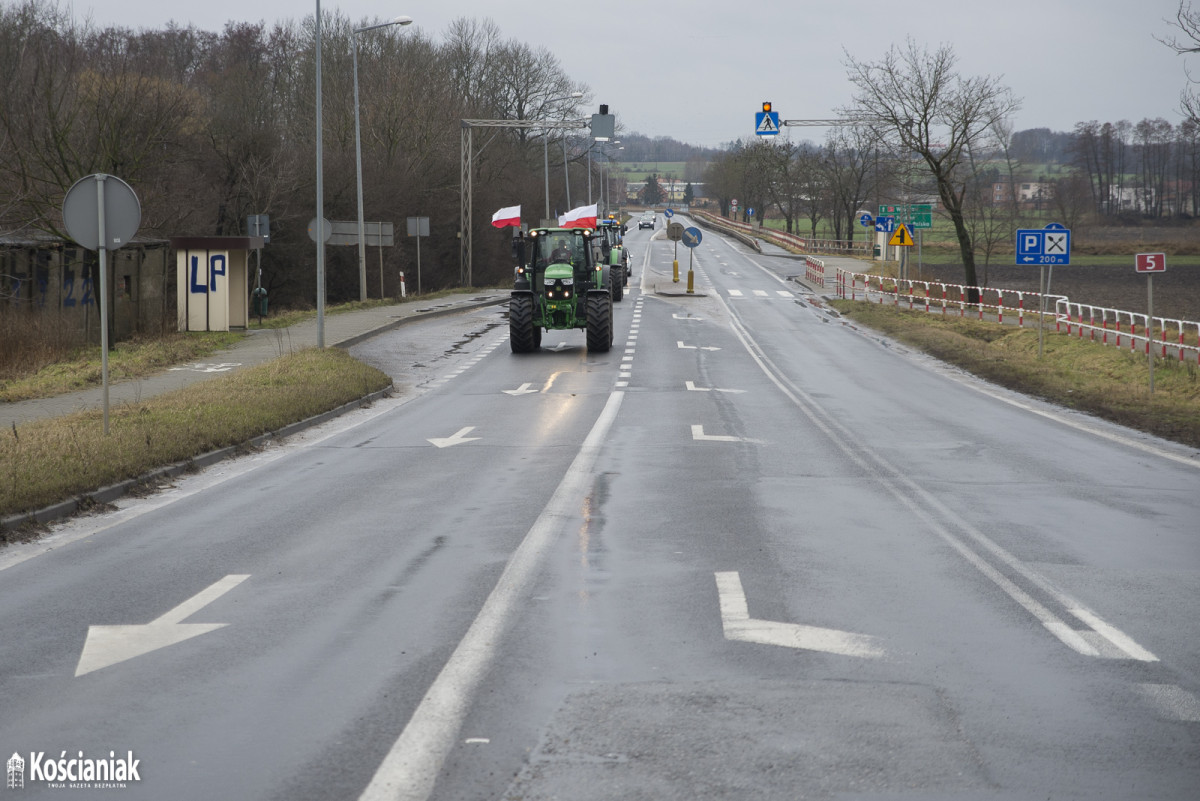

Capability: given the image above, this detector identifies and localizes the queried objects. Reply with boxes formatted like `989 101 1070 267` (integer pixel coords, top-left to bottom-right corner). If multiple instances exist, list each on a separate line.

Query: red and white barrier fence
836 268 1200 365
805 255 829 288
1054 298 1200 363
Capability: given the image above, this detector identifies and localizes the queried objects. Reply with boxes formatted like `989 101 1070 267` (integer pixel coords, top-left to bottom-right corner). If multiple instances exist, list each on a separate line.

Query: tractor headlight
544 277 573 299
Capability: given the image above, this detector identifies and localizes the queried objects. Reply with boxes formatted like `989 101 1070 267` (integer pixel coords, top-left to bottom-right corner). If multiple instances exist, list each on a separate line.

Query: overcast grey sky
72 0 1194 147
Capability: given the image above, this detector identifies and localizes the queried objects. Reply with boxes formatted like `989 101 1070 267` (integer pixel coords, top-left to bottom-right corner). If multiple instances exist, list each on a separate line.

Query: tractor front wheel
509 294 539 353
586 292 613 353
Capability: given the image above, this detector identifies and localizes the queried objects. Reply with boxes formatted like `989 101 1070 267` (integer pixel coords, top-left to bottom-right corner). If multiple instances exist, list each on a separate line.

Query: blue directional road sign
682 226 703 248
1016 222 1071 265
859 214 874 228
663 208 674 219
875 216 895 233
755 110 780 136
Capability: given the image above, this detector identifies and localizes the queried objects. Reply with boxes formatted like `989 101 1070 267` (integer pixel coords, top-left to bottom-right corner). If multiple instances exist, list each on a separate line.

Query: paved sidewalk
3 291 508 428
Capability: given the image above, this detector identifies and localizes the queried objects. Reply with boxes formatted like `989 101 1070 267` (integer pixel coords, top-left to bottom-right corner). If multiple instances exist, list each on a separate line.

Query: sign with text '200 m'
1016 222 1071 265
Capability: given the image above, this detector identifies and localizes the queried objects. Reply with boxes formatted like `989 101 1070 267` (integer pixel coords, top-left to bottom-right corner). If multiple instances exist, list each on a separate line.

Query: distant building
992 178 1053 208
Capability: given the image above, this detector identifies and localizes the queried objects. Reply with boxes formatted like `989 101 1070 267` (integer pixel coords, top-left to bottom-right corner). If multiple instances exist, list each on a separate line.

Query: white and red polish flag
557 203 598 229
491 205 521 228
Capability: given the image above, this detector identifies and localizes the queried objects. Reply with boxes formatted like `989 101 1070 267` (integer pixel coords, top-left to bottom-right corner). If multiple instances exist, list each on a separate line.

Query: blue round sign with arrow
682 227 702 248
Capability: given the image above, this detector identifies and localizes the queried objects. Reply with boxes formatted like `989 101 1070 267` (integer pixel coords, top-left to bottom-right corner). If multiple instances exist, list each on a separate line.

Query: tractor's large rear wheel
509 294 539 353
586 292 612 353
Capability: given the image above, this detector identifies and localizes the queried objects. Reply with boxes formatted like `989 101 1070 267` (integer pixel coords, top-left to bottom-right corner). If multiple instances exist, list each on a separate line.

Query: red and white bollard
399 271 407 298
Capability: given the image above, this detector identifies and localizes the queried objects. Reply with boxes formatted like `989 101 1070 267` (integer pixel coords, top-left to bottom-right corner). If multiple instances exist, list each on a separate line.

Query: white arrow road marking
677 341 721 351
549 342 569 352
691 425 762 444
503 383 539 396
691 381 744 393
686 381 739 393
715 571 884 658
1134 684 1200 722
672 313 704 320
427 427 481 448
168 362 241 373
76 574 250 677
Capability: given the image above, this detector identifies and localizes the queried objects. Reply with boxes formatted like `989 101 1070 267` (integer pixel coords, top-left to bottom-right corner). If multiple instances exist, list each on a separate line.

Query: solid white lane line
709 278 1158 662
358 392 626 801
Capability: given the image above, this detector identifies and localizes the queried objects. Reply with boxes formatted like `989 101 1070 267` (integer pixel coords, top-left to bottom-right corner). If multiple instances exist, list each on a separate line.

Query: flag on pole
558 203 598 229
491 205 521 228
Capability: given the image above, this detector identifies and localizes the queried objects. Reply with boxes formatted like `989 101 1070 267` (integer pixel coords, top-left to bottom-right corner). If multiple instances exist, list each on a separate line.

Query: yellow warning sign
888 223 914 247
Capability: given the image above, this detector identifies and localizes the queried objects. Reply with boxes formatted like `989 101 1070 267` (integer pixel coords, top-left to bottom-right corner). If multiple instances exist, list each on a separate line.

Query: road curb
332 295 508 350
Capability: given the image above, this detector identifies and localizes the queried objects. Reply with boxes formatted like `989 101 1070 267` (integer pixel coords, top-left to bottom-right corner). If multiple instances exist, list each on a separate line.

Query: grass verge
1 289 502 401
1 348 392 534
830 300 1200 450
0 331 243 402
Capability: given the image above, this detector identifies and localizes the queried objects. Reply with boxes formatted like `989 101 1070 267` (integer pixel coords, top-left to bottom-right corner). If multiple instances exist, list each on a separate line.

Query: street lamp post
354 15 412 302
315 0 325 346
599 144 623 218
543 91 583 221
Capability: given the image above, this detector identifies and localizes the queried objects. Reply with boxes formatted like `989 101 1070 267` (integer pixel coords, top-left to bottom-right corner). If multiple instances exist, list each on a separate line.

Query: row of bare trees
0 2 602 307
704 40 1020 294
705 30 1200 293
1071 118 1200 219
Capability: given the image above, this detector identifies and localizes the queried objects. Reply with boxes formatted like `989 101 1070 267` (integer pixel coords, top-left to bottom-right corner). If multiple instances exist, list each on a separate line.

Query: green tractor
596 218 631 301
509 227 614 353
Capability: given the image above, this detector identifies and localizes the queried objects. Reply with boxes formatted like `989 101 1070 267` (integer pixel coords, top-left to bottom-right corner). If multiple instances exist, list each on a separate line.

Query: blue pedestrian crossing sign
755 101 780 136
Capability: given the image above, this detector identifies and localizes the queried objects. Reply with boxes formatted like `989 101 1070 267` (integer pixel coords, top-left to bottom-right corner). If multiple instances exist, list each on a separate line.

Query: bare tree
1158 1 1200 124
1135 118 1175 217
1048 174 1093 230
761 140 808 234
843 39 1020 297
823 126 879 242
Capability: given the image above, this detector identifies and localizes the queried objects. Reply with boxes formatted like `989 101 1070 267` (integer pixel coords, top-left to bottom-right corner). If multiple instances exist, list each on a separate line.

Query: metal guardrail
690 210 869 257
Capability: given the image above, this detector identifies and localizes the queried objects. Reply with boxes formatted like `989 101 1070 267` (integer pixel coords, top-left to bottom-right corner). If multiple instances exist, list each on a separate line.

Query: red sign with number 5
1135 252 1166 273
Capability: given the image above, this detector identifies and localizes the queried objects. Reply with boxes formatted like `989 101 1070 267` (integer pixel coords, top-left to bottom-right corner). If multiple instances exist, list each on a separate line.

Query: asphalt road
1 217 1197 799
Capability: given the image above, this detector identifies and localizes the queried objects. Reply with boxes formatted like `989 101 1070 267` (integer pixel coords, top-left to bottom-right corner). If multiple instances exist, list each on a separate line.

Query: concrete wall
0 240 173 343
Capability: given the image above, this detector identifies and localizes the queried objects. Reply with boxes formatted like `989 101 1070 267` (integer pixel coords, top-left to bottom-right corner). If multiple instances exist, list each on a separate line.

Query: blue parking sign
1016 223 1071 265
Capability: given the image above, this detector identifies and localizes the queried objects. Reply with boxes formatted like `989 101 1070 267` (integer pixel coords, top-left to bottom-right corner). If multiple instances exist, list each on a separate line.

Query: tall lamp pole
354 15 412 302
315 0 325 346
543 91 583 221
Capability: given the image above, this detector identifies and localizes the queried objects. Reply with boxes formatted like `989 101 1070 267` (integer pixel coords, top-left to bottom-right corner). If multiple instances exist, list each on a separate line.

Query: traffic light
762 101 772 113
592 104 615 141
